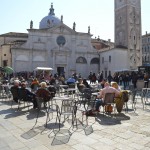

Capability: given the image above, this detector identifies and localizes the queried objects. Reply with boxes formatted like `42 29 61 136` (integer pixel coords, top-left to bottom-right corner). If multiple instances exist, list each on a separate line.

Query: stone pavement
0 97 150 150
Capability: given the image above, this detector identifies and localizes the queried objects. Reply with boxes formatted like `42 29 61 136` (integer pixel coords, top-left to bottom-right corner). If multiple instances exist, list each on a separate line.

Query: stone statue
47 19 50 27
73 22 76 31
88 26 90 34
61 15 63 22
30 20 33 29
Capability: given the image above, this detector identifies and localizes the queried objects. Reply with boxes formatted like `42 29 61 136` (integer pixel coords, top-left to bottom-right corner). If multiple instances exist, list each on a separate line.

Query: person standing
132 72 138 89
144 73 149 88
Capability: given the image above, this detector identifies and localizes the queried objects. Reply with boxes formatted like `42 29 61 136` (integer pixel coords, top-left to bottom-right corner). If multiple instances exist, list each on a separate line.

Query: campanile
115 0 142 69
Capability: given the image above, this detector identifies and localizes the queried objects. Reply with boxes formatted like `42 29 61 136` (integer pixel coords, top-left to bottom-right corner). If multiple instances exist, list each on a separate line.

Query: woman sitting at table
36 82 52 104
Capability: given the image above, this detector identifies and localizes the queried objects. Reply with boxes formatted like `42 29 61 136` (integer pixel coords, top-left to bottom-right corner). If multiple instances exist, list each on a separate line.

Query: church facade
11 4 99 78
0 1 142 78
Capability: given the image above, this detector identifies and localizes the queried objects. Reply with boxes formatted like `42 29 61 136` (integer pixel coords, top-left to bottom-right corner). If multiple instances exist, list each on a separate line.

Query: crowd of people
0 68 150 116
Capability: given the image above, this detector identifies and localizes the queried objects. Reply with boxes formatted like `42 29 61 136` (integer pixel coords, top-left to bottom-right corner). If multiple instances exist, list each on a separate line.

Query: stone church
0 0 142 78
10 3 99 78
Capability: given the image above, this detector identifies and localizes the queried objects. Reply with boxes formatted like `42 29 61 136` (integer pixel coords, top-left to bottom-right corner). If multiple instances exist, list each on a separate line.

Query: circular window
56 36 66 46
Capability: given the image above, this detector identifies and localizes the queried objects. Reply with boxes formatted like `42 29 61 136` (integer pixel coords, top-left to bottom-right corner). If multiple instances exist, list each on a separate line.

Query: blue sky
0 0 149 42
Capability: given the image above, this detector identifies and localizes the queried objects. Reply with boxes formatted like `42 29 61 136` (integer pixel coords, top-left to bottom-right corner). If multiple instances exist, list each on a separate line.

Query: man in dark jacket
20 82 37 109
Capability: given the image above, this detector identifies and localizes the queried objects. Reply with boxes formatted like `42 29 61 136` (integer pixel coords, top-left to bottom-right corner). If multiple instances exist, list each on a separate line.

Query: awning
34 67 53 71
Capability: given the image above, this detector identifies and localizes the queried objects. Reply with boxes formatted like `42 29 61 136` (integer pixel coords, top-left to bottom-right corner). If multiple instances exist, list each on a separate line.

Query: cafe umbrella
4 66 14 74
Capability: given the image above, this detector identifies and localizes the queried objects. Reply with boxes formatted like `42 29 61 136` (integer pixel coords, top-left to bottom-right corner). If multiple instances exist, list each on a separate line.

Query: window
105 71 107 79
109 56 111 62
3 60 7 66
91 58 99 64
76 57 87 64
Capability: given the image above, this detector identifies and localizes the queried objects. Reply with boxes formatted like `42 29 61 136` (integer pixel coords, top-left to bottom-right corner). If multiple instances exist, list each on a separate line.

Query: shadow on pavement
95 113 130 126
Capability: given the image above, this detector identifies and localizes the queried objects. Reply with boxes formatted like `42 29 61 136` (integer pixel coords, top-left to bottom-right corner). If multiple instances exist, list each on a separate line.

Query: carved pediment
47 23 76 35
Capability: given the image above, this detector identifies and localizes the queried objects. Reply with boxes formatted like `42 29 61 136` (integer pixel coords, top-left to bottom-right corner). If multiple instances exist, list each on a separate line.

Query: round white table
53 96 70 101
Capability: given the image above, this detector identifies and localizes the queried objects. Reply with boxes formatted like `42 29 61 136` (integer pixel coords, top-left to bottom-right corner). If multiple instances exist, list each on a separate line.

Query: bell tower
114 0 142 69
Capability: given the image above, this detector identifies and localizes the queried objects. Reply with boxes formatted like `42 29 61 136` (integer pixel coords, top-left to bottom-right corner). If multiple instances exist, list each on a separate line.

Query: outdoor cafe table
92 92 99 96
53 96 70 101
65 88 76 97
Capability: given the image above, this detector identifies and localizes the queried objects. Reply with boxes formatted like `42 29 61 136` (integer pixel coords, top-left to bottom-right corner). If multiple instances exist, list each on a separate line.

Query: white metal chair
59 98 77 129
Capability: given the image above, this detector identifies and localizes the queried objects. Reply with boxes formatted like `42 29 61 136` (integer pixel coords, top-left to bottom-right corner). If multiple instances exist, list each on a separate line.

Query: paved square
0 97 150 150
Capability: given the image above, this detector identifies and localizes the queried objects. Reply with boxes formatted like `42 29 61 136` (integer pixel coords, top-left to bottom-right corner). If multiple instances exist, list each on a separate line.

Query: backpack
121 91 129 102
105 105 113 112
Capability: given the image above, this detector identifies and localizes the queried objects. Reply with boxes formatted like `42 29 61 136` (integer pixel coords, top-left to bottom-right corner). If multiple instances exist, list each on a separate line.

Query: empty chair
60 98 77 129
77 88 92 111
45 104 60 129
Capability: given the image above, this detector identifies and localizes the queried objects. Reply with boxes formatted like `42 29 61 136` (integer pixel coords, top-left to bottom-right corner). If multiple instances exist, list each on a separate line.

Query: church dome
39 3 61 29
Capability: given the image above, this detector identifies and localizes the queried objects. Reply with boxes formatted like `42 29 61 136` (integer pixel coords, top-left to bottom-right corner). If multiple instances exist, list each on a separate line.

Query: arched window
76 57 87 64
91 58 99 64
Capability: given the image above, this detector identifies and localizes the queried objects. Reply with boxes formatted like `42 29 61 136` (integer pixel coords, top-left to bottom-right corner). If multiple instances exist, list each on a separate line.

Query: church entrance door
57 67 64 76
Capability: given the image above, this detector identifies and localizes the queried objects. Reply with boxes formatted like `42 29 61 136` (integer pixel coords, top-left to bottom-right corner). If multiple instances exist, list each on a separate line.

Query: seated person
10 80 20 103
77 78 85 93
66 76 76 85
31 78 39 92
47 85 56 97
100 79 107 89
49 77 56 85
20 82 37 109
36 82 52 103
83 78 91 89
111 82 121 91
111 82 128 113
95 82 120 112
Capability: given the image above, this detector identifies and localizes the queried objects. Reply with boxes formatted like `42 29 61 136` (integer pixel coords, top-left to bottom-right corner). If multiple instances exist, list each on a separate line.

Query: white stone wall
100 48 129 77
